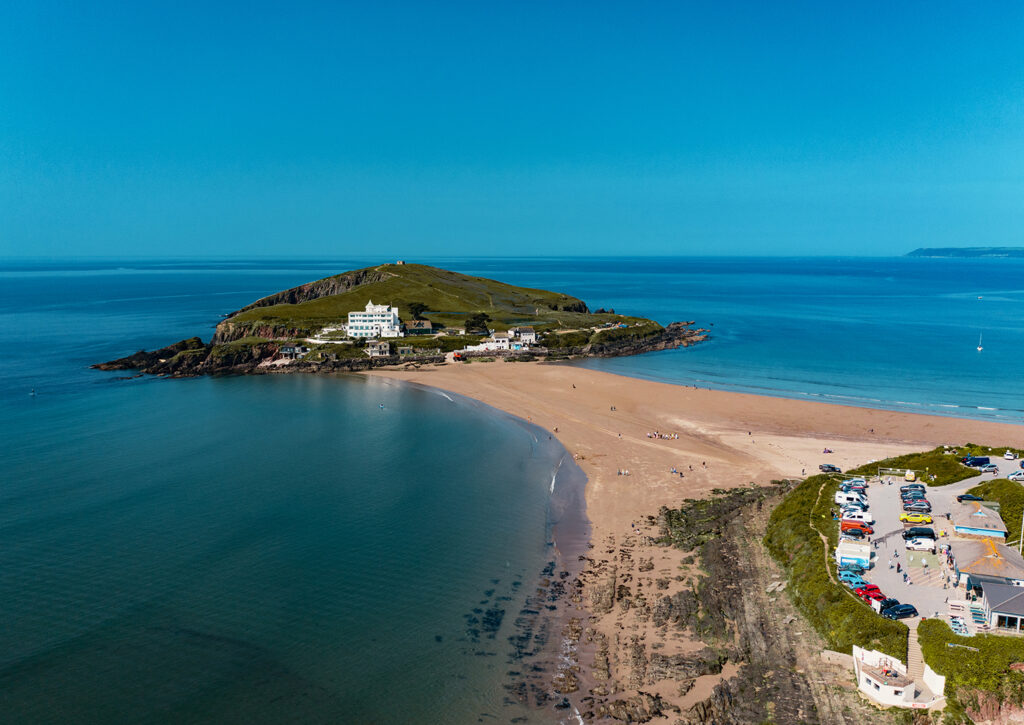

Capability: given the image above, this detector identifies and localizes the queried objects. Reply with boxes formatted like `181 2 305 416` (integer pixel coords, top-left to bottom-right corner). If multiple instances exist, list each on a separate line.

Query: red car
855 585 880 597
861 591 886 602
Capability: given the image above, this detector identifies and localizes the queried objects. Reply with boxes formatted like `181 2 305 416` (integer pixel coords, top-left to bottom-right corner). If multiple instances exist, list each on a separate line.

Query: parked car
1004 450 1018 460
839 571 865 584
841 529 867 541
980 463 1000 473
899 512 933 524
874 598 900 614
835 492 867 506
838 562 865 574
906 538 936 552
1008 471 1024 482
903 501 932 513
957 494 984 503
844 577 868 589
841 520 874 535
882 604 918 620
902 527 936 540
962 456 991 466
819 464 842 473
855 584 881 596
901 493 926 502
900 484 925 493
860 590 886 603
844 478 867 485
843 511 874 524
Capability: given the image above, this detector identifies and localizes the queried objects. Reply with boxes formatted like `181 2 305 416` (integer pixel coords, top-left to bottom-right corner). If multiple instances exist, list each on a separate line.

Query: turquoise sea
2 256 1023 723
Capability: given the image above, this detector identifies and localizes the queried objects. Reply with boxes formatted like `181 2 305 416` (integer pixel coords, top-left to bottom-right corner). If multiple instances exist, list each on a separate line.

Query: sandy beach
365 360 1024 722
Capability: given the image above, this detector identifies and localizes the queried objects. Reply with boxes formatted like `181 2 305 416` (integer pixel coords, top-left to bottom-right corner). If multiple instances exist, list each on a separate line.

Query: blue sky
2 1 1023 257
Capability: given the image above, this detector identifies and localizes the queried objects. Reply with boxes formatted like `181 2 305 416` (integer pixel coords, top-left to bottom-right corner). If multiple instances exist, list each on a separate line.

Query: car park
899 512 932 524
980 463 1000 473
905 538 936 552
881 604 918 620
902 526 935 540
957 494 983 503
819 464 841 473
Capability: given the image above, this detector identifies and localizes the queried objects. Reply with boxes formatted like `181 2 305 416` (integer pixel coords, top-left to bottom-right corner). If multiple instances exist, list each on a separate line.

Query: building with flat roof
366 341 391 357
348 301 404 338
950 501 1008 539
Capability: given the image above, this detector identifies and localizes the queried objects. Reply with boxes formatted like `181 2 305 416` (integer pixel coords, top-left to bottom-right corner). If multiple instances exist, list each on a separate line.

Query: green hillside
221 262 643 336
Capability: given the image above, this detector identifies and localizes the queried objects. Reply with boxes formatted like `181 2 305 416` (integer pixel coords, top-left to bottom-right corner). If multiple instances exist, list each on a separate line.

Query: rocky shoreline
92 322 707 378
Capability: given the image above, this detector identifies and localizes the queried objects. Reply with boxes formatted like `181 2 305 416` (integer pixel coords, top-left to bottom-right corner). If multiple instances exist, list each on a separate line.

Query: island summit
95 262 707 376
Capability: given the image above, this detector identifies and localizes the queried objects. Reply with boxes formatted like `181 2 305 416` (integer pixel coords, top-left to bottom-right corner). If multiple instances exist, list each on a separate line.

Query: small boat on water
977 333 983 352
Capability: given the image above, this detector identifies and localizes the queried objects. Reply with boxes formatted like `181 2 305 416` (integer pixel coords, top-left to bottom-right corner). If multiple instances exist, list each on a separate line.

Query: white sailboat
977 333 983 352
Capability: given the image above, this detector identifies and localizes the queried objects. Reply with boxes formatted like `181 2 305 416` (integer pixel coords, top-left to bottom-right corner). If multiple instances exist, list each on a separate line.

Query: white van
842 510 874 524
834 491 867 506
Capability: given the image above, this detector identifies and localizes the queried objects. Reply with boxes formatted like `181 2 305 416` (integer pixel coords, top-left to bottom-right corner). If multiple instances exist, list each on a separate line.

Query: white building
851 646 945 709
347 301 404 338
511 326 537 344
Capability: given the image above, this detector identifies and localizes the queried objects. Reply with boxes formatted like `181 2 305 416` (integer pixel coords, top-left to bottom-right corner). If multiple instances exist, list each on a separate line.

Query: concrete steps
907 622 925 680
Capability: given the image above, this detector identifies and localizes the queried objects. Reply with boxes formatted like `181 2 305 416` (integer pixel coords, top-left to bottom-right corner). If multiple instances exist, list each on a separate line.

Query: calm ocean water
1 255 1022 723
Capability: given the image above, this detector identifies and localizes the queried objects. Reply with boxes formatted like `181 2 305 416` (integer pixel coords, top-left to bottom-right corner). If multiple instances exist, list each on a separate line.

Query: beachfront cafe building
982 582 1024 634
950 539 1024 592
950 501 1008 540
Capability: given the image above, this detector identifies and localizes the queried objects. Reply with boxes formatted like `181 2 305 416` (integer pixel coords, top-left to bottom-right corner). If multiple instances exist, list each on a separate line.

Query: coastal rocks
590 691 680 723
962 688 1024 725
646 649 726 684
92 336 209 372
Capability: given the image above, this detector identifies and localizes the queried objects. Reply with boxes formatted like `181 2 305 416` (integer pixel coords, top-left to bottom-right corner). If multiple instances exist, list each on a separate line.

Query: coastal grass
764 473 908 659
966 479 1024 544
956 443 1024 460
918 618 1024 705
228 263 618 331
847 447 976 486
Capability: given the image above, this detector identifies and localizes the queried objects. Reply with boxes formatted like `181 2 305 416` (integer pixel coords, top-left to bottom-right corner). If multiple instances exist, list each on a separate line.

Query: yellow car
900 512 932 524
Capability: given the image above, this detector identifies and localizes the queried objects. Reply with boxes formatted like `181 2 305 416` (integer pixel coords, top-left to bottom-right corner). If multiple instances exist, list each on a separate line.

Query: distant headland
907 247 1024 258
94 262 706 376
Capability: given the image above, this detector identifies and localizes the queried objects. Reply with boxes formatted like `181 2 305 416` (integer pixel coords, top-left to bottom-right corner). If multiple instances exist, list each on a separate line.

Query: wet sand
364 360 1024 722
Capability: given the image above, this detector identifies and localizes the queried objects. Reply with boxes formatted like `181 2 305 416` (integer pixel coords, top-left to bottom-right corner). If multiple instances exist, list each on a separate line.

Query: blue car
842 577 868 589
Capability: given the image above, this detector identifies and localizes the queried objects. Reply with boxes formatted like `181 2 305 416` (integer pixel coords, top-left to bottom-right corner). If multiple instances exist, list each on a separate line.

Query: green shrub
918 618 1024 702
847 447 975 486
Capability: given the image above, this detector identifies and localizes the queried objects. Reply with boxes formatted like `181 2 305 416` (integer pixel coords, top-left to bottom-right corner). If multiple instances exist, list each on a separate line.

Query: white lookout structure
347 301 404 338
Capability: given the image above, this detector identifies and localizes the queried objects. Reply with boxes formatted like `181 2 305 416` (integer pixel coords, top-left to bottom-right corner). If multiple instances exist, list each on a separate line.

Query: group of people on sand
616 469 631 476
646 431 679 440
